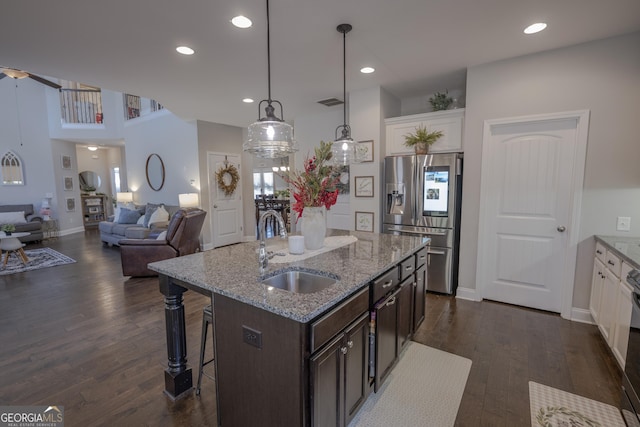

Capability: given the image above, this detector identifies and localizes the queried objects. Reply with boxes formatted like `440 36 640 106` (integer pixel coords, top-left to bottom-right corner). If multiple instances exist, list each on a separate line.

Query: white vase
301 206 326 250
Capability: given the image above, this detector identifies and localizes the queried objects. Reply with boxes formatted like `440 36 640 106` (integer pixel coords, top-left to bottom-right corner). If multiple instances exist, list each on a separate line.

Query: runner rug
349 341 472 427
529 381 625 427
0 247 76 276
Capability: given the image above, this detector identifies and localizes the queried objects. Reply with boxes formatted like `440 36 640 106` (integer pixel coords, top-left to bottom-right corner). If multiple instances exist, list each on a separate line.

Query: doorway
476 110 589 317
208 152 243 248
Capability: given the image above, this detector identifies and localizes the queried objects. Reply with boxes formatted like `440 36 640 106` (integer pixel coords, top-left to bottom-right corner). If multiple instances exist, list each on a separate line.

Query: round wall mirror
79 171 101 191
146 153 165 191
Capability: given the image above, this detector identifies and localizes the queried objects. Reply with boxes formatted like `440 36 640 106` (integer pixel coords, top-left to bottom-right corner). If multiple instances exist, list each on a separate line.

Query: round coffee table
0 232 30 266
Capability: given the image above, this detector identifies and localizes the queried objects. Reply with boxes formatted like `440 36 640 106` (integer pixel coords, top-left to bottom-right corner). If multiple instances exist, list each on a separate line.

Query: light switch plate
617 216 631 231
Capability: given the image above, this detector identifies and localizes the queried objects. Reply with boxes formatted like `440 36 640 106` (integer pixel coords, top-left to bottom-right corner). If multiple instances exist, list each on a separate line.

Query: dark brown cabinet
311 313 370 427
413 264 426 331
397 276 414 353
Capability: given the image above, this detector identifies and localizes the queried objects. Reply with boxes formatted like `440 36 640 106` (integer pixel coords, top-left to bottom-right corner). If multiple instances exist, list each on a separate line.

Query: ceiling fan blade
28 74 61 90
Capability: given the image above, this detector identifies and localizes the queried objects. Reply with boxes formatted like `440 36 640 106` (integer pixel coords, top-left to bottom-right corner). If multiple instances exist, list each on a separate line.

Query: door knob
557 226 566 232
213 205 218 208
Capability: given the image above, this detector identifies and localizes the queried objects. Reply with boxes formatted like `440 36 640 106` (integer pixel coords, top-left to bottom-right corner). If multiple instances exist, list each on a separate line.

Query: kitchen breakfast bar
149 230 429 426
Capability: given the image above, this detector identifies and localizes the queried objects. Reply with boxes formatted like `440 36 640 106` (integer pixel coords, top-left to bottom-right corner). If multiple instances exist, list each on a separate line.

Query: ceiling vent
317 97 344 107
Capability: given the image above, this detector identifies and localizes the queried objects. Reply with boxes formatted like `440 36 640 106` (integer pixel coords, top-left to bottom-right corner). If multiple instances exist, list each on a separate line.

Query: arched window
1 150 25 185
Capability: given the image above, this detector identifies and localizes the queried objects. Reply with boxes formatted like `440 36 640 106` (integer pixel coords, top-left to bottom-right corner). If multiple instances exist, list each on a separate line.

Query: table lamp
40 198 51 220
116 192 133 204
179 193 199 208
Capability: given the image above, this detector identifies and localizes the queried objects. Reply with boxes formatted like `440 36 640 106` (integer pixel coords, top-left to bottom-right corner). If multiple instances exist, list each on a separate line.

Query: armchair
119 208 207 277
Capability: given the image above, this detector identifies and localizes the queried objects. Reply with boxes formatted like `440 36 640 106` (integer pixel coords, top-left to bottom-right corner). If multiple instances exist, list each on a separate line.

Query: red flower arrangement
279 141 340 217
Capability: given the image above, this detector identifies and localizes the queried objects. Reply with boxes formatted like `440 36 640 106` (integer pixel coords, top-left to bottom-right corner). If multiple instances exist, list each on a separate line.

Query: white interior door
476 111 589 316
208 152 243 248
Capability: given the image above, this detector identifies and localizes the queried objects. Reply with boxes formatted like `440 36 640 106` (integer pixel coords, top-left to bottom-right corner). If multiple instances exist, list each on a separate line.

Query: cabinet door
344 314 370 426
413 265 426 331
397 276 413 353
374 290 399 391
425 115 464 153
311 334 344 427
386 121 421 156
600 269 618 345
590 258 605 324
613 280 633 369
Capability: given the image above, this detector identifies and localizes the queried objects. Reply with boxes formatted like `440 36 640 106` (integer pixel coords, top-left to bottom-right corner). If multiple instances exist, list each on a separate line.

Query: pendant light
331 23 358 166
244 0 297 159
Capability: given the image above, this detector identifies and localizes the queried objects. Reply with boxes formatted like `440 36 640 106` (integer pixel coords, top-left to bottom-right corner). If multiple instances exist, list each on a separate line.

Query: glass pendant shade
331 125 356 166
245 118 296 159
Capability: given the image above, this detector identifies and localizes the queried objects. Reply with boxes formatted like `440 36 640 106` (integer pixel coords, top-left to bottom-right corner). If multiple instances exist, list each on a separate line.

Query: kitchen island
149 230 429 426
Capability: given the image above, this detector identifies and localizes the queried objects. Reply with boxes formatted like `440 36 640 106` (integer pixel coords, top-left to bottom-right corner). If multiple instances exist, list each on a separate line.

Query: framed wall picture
63 176 73 191
356 140 374 162
355 211 374 232
61 155 72 170
355 176 374 197
66 197 76 212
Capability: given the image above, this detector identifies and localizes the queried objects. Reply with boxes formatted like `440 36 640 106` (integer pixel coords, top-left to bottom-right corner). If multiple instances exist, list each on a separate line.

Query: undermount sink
261 270 337 294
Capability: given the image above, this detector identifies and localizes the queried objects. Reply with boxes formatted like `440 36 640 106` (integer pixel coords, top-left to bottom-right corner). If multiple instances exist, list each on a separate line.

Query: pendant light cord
342 28 346 126
266 0 272 103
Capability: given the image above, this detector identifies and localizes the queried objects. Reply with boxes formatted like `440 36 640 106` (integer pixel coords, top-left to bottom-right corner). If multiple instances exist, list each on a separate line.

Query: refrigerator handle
456 156 462 176
413 156 419 221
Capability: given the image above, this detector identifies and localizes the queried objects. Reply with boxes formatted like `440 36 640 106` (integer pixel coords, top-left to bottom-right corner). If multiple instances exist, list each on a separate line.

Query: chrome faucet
258 209 287 271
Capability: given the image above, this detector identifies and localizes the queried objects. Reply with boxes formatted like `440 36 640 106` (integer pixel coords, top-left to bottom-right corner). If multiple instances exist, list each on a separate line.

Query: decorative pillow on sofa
0 211 27 224
118 208 142 224
137 215 145 225
156 230 168 240
148 205 169 227
113 202 136 224
143 203 163 228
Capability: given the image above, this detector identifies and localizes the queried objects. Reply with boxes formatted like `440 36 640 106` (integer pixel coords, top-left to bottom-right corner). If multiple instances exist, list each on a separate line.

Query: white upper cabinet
385 109 465 156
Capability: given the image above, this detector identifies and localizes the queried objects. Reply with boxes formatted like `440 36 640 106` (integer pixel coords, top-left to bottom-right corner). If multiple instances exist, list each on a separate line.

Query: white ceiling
1 0 639 128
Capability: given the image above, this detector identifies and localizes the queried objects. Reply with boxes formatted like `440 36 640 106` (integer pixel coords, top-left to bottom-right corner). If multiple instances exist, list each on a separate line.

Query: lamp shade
245 119 297 159
116 192 133 203
179 193 199 208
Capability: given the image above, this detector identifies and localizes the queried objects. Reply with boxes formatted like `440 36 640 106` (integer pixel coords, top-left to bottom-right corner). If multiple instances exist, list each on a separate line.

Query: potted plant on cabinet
403 125 444 154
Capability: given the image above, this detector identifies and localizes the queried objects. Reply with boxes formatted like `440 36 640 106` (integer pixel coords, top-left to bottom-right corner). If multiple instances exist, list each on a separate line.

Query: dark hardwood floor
0 230 623 426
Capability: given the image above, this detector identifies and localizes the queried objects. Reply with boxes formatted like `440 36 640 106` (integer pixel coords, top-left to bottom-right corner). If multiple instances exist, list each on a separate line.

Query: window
253 171 275 198
1 151 24 185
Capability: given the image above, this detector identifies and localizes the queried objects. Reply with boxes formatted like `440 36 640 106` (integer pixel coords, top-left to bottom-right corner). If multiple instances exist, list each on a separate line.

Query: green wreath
216 164 240 196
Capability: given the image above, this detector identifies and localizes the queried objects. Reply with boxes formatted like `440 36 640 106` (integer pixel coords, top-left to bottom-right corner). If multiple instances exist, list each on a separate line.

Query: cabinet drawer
595 242 606 262
605 251 622 278
371 268 399 303
415 247 427 269
310 287 369 353
399 256 416 282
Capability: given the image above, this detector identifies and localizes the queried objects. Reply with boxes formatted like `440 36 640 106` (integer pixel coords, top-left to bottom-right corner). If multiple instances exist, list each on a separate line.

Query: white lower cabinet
589 240 635 369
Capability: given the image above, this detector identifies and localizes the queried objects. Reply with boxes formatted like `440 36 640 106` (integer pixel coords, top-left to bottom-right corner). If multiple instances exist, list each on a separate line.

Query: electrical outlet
242 325 262 349
617 216 631 232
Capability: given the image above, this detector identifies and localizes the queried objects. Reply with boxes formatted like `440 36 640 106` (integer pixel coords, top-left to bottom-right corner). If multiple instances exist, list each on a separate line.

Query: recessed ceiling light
360 67 375 74
87 146 98 151
524 22 547 34
176 46 195 55
243 98 254 103
232 15 252 28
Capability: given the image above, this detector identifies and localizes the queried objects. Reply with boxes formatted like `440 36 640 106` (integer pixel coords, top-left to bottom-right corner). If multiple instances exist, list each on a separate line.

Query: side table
43 219 59 239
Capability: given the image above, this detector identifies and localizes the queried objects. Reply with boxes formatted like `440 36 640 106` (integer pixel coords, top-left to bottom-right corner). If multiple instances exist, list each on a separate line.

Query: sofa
120 208 207 277
0 204 44 243
99 203 181 246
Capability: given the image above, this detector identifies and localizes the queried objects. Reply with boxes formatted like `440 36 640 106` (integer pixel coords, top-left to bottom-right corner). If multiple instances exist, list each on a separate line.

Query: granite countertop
149 230 429 323
594 235 640 269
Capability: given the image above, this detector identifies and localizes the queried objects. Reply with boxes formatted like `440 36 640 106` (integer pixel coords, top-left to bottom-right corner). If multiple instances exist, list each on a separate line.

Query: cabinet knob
340 346 348 355
347 340 354 349
608 260 615 266
557 226 566 232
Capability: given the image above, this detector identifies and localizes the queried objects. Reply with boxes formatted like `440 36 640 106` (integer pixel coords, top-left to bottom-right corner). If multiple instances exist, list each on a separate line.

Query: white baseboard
58 227 85 237
570 307 595 324
202 243 214 251
455 286 480 301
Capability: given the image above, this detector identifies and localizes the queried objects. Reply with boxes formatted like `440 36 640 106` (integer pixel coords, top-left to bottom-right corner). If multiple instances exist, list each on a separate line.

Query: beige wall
459 32 640 311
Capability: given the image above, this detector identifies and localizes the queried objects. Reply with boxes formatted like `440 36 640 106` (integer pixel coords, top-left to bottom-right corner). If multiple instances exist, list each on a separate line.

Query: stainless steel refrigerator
383 153 463 294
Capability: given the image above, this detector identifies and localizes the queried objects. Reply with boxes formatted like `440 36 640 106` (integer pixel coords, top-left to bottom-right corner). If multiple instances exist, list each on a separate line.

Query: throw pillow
143 203 163 228
0 211 27 224
113 207 121 223
148 205 169 227
118 208 142 224
156 230 168 240
136 215 145 225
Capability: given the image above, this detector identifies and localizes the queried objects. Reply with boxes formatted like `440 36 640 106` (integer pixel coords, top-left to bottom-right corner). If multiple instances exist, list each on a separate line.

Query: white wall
459 32 640 310
122 109 199 206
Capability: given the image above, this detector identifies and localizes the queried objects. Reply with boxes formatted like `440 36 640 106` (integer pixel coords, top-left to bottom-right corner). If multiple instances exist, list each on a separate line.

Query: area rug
529 381 625 427
0 247 76 276
349 342 472 427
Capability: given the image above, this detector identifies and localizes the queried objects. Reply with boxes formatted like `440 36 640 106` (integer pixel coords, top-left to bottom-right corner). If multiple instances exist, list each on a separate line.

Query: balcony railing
60 88 103 124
